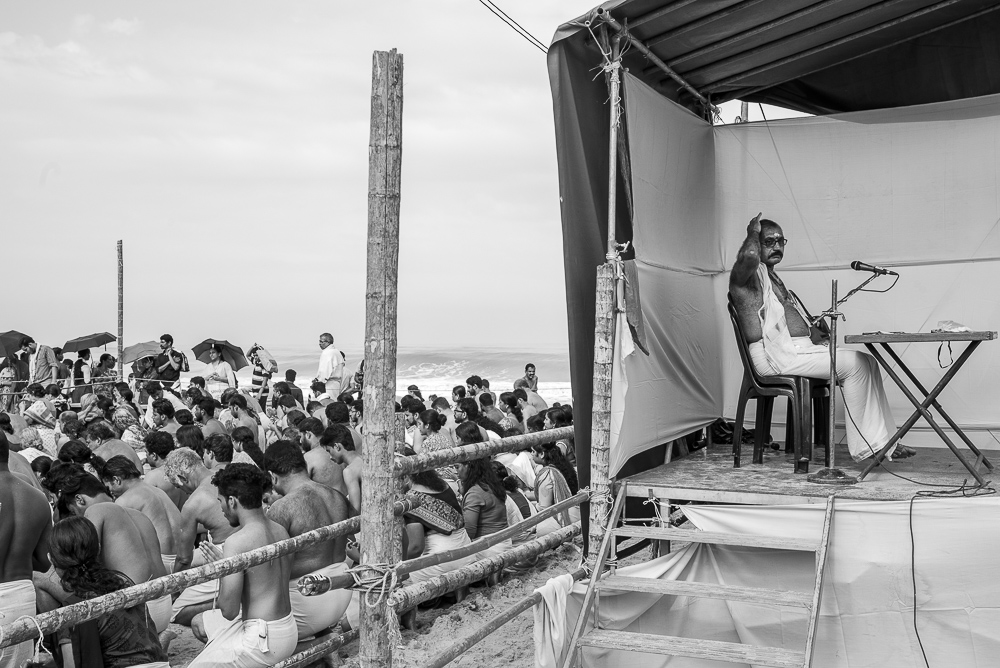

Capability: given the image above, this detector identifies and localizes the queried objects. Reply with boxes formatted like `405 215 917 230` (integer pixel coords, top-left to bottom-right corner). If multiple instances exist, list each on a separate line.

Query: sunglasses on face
762 237 788 248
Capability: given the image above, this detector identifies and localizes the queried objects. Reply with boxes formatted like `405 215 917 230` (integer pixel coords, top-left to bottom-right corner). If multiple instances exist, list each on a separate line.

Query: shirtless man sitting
0 432 51 668
100 455 183 573
163 447 238 625
263 441 351 647
320 424 363 515
144 431 188 509
729 213 912 461
188 464 297 668
298 417 349 498
39 464 172 633
83 421 143 472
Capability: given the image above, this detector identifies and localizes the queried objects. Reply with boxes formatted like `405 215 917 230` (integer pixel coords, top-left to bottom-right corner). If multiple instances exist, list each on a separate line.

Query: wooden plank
577 630 805 668
613 526 819 552
844 331 996 343
598 575 811 608
804 496 835 667
625 484 826 506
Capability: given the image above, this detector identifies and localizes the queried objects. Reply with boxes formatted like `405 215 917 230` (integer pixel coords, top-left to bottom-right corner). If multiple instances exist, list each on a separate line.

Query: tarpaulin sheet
610 72 1000 475
535 497 1000 667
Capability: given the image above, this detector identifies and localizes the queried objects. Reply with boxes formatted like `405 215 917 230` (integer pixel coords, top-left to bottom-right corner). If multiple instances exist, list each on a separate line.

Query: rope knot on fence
350 562 399 607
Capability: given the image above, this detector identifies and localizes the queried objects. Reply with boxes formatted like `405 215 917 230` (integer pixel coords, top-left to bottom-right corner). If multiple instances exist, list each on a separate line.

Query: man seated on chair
729 213 914 462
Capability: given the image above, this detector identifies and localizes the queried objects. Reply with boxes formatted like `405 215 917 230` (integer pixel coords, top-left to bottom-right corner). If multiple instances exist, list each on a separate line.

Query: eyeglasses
762 237 788 248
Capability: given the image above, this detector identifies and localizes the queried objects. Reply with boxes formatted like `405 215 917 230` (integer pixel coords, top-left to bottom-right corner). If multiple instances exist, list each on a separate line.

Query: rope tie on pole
0 615 51 663
349 563 399 607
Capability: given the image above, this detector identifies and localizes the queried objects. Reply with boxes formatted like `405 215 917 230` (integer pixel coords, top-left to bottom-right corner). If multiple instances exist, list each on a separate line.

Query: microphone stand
806 272 880 485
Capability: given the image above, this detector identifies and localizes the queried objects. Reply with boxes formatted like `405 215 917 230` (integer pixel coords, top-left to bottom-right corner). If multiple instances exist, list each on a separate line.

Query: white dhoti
188 610 297 668
161 554 176 573
0 580 37 668
749 337 897 461
408 530 477 584
146 593 173 634
171 578 220 622
288 562 352 638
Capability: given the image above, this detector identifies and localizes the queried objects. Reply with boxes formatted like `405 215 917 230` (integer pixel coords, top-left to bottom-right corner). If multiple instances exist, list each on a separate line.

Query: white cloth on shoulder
0 580 37 668
188 610 297 668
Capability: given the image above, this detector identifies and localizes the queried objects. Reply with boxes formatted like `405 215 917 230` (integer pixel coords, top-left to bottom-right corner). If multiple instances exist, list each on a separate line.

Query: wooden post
117 240 124 381
359 48 403 668
589 263 615 562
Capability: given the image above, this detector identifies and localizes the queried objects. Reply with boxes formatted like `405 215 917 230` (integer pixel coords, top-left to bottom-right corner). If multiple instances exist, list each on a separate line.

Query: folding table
843 331 997 485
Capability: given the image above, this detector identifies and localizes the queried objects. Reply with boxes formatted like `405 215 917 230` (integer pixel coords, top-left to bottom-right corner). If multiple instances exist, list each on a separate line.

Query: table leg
879 342 993 471
859 344 985 485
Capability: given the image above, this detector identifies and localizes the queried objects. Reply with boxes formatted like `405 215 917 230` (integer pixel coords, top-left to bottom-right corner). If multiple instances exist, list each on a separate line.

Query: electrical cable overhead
477 0 548 54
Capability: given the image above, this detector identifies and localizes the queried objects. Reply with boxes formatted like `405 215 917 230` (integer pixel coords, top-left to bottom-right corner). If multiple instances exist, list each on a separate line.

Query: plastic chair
728 298 818 468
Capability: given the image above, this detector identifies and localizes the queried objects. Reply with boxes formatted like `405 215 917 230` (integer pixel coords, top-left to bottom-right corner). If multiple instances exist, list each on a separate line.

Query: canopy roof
557 0 1000 116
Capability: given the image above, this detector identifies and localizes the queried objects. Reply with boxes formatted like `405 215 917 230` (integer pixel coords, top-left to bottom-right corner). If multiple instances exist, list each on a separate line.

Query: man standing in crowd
164 447 238 625
24 337 60 385
155 334 183 383
465 375 483 398
264 441 352 646
0 432 51 668
188 464 297 668
315 333 345 398
520 363 538 392
285 369 305 406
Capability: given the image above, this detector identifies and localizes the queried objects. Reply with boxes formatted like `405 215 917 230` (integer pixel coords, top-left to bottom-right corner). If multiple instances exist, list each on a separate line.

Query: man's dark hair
310 381 326 395
62 419 83 439
306 401 322 414
26 383 45 398
273 381 291 395
230 426 255 446
452 385 466 400
465 375 483 389
285 410 305 427
189 376 206 389
45 384 62 397
0 431 9 464
298 417 325 438
264 440 307 476
228 394 248 411
20 337 34 348
456 421 482 445
513 388 527 402
101 455 141 481
325 402 350 425
337 392 354 406
197 398 217 417
430 397 450 410
481 379 491 389
144 380 163 396
160 334 173 345
205 433 234 463
525 363 535 371
85 422 116 442
526 414 545 432
176 425 206 456
278 394 297 409
152 399 174 419
320 424 354 451
175 409 194 426
458 398 480 420
213 463 269 509
398 396 421 415
478 393 494 407
285 369 297 381
144 431 175 459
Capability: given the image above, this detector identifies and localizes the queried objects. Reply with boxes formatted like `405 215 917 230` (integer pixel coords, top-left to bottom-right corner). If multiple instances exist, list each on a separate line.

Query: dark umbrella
0 330 30 359
192 339 249 372
62 332 116 353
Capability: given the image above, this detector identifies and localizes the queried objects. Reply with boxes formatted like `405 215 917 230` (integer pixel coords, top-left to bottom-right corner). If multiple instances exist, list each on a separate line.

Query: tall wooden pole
117 240 124 380
359 48 403 668
588 33 622 561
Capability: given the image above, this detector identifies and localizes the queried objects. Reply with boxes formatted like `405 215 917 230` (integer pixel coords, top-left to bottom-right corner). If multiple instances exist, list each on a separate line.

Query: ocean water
198 346 573 405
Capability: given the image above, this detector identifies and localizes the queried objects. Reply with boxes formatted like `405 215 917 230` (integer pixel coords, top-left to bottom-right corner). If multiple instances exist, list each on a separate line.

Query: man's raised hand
747 212 762 236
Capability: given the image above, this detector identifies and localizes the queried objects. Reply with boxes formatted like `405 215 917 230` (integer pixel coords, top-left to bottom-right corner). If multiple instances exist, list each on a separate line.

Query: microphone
850 260 898 276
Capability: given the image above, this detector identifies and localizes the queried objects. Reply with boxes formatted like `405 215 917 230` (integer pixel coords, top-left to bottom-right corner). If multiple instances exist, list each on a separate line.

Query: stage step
598 575 812 608
614 526 820 552
576 629 805 668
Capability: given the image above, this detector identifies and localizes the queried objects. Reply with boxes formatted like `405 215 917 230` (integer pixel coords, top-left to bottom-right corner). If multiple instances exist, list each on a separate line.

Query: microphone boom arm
810 272 880 327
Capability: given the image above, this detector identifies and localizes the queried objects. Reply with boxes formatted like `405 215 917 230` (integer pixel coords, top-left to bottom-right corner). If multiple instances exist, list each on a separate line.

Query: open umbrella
62 332 116 353
0 330 29 359
121 341 162 365
192 339 248 372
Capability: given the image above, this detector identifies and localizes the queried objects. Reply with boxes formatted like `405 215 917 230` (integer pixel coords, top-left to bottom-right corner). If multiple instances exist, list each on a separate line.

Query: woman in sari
531 440 580 536
203 345 236 400
92 354 117 400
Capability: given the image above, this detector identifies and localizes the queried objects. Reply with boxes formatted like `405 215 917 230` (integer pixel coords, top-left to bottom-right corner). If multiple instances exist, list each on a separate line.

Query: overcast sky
0 1 792 355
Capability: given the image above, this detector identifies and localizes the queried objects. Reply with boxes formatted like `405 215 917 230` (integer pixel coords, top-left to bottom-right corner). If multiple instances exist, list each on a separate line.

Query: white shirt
316 346 345 383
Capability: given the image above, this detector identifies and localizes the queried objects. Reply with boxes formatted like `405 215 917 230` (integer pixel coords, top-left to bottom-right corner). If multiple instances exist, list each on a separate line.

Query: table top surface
844 331 997 343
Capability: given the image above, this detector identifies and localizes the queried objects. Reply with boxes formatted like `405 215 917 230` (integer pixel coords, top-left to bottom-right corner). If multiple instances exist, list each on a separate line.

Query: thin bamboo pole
0 498 421 649
272 629 358 668
388 523 582 611
359 48 404 668
117 240 124 381
310 491 588 593
394 426 574 475
422 568 588 668
605 33 622 260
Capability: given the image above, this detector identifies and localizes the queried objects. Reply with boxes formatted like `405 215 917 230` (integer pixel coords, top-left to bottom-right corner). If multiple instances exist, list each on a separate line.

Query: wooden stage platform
621 441 995 505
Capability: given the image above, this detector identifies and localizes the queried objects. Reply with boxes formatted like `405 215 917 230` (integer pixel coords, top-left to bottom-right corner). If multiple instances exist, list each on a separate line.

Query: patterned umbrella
192 339 249 372
121 341 162 365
